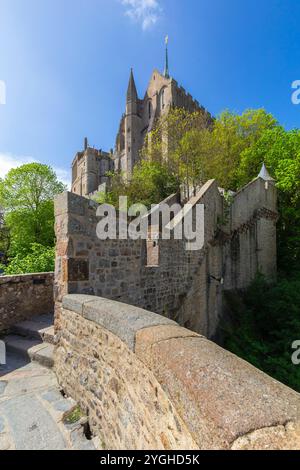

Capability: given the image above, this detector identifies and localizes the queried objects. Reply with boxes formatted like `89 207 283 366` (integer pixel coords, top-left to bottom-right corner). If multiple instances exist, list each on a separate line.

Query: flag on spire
164 35 170 79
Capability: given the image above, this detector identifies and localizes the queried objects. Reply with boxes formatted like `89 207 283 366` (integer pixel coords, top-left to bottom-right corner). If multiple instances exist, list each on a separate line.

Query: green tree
0 209 10 264
238 127 300 271
223 274 300 393
0 163 65 257
0 243 55 275
128 160 178 207
201 109 278 189
143 107 277 192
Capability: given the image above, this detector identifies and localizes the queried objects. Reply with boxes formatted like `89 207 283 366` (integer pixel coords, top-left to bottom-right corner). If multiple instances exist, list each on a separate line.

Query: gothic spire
127 68 138 103
163 35 170 79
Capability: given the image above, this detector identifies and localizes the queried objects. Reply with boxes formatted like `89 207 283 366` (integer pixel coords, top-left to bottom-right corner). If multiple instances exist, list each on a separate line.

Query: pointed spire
127 68 138 103
163 35 170 79
258 163 275 181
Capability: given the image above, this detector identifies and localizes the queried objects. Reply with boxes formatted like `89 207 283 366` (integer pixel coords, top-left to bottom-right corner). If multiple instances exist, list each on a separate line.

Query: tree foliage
142 108 213 193
141 107 277 192
223 274 300 393
0 243 55 275
238 127 300 271
0 163 65 257
96 160 178 208
0 210 10 263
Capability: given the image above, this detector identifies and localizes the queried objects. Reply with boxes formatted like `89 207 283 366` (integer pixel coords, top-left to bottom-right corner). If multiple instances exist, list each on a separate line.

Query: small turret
163 35 170 79
258 163 275 181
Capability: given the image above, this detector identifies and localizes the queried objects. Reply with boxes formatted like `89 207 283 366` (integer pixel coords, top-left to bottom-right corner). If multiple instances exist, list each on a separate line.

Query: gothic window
72 163 77 181
161 89 165 109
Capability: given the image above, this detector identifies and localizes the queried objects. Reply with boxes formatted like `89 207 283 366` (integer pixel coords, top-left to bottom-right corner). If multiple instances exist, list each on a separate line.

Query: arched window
161 89 165 109
148 101 151 119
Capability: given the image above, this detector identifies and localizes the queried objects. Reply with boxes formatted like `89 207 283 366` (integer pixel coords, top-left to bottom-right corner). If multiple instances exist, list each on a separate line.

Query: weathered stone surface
11 313 54 343
139 335 300 449
0 352 95 450
4 335 54 369
0 273 54 333
135 324 201 364
0 381 7 395
54 191 88 217
54 296 300 450
0 416 5 433
54 175 277 339
67 259 89 282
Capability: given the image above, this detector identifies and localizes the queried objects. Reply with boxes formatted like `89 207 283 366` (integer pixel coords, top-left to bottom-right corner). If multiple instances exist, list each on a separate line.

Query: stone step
11 313 55 345
4 335 54 369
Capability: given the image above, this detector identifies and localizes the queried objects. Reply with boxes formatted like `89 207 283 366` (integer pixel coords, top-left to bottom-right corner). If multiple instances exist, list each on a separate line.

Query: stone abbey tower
71 41 213 196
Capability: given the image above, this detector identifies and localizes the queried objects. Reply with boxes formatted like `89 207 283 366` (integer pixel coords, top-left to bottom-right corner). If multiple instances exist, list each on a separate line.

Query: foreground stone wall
55 294 300 450
0 272 54 333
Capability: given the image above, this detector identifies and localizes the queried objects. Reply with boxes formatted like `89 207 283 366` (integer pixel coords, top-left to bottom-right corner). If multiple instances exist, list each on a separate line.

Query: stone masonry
54 294 300 450
71 64 213 196
0 273 54 333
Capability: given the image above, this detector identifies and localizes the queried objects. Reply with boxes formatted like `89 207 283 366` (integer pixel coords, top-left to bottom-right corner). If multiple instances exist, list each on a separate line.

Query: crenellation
71 64 213 195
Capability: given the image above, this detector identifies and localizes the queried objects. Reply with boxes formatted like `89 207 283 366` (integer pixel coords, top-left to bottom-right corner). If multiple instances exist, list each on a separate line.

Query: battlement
113 68 213 177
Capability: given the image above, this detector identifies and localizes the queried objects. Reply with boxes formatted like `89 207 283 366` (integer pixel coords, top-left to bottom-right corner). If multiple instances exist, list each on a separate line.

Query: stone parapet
0 272 54 333
55 294 300 450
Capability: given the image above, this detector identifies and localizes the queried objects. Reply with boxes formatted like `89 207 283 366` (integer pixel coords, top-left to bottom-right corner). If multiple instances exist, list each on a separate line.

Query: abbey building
71 45 213 197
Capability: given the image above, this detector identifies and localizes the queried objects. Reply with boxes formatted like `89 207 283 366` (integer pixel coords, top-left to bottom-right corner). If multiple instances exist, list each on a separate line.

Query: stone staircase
4 313 55 368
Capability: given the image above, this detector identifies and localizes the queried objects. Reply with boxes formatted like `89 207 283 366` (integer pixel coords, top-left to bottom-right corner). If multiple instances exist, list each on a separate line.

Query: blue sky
0 0 300 185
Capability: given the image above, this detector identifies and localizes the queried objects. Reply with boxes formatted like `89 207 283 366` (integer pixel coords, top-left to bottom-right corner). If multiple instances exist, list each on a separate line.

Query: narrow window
146 240 159 267
161 89 165 109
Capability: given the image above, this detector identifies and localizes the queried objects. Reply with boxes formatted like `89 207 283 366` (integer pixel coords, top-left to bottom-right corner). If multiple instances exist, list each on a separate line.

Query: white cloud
0 153 71 189
121 0 162 30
